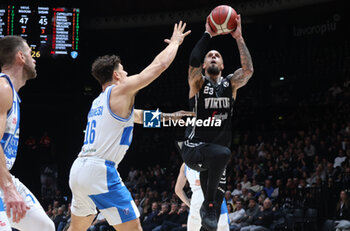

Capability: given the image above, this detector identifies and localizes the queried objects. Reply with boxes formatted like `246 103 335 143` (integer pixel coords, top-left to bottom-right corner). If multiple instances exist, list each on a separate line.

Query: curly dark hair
91 55 121 85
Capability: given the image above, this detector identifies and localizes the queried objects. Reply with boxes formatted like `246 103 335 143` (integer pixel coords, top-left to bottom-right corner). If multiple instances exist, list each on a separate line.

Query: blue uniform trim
26 193 36 204
120 126 133 146
221 198 228 214
0 198 4 211
88 161 137 223
105 160 120 189
106 86 134 122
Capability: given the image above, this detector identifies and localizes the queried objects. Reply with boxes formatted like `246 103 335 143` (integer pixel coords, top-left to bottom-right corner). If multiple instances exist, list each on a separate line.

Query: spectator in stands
46 204 53 217
335 191 350 221
50 207 58 220
249 179 263 193
241 198 274 231
225 190 234 207
304 136 316 162
308 164 326 184
241 188 249 204
324 190 350 231
294 152 307 177
164 202 188 231
253 167 265 184
150 202 170 231
53 206 67 230
154 202 188 231
262 179 274 198
229 199 246 231
232 183 243 197
271 179 282 199
334 149 347 168
134 199 143 218
227 203 234 220
142 202 159 231
240 198 261 228
241 174 252 190
141 198 152 219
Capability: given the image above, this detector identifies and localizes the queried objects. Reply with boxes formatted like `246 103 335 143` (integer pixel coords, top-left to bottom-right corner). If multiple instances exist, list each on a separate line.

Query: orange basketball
208 5 238 34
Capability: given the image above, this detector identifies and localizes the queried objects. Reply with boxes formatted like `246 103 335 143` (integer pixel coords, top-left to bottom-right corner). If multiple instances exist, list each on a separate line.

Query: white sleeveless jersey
78 85 134 165
0 73 21 170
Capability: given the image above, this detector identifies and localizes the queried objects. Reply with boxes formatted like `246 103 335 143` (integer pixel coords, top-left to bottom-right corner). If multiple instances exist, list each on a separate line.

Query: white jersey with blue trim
78 85 134 165
0 73 21 170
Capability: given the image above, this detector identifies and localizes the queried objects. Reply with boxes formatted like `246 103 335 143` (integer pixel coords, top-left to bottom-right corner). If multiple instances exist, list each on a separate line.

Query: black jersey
185 75 234 148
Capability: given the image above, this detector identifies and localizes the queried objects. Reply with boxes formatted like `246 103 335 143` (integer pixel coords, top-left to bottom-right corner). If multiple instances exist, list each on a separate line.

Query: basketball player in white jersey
68 21 190 231
0 36 55 231
175 163 229 231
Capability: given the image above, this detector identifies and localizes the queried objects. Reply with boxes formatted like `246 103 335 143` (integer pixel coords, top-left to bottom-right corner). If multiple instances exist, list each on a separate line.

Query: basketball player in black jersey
181 15 253 231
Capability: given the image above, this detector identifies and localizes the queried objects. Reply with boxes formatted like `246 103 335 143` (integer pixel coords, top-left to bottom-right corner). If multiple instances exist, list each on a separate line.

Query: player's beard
23 62 37 80
207 65 220 76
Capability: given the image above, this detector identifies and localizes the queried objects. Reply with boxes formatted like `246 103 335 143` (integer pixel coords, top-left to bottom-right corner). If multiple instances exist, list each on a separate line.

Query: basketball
208 5 238 34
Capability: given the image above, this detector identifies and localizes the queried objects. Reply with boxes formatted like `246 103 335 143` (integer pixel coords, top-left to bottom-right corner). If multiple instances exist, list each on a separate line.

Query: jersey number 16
84 120 96 145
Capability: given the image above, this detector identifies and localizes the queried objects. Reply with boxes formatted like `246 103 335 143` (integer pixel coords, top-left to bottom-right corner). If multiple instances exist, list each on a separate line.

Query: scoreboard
0 5 80 59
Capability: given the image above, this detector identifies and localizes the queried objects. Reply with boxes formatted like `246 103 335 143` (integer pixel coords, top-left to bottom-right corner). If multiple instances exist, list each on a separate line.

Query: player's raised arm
188 17 219 98
175 163 191 207
121 21 190 94
229 15 254 90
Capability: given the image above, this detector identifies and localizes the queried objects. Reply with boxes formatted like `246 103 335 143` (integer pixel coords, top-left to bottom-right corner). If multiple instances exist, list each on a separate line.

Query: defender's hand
164 21 191 45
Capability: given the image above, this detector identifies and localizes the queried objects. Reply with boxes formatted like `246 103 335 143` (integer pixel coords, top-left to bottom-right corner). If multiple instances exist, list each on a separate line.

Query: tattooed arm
188 66 204 99
229 15 254 91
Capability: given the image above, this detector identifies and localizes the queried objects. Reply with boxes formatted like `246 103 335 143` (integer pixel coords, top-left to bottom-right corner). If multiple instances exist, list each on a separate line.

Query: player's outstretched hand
4 187 30 223
231 14 242 39
164 21 191 45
